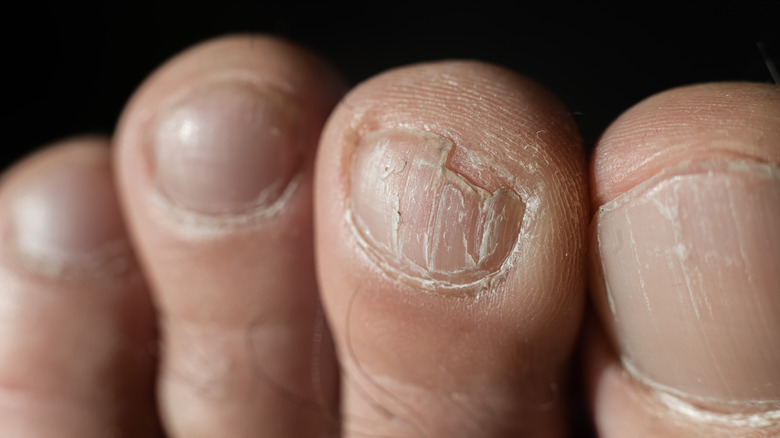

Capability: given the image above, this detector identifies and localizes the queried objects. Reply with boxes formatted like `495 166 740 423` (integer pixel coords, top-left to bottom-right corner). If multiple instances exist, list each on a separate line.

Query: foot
0 35 777 437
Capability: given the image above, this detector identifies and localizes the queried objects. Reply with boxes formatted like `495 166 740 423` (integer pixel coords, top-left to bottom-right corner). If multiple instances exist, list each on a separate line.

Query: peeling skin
348 128 525 292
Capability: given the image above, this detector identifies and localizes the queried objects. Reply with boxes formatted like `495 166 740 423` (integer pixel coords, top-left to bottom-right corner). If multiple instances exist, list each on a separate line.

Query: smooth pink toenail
9 146 129 275
154 82 303 215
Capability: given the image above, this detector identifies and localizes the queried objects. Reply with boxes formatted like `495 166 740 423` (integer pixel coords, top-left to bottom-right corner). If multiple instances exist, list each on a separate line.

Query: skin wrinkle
593 83 780 206
244 317 335 418
342 286 429 438
362 68 561 148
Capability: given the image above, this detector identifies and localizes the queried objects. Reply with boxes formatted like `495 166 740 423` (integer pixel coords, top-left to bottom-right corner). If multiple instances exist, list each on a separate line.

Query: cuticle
346 127 525 296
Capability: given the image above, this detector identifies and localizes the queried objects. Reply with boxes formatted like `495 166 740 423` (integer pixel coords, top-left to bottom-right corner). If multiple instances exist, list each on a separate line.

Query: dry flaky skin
349 128 525 290
315 61 588 437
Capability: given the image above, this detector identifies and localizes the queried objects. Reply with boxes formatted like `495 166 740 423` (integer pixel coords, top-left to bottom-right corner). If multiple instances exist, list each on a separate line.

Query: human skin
0 35 777 437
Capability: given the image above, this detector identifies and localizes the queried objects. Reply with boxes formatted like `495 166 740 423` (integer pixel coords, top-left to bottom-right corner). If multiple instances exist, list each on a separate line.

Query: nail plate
349 128 525 286
596 160 780 405
154 83 303 215
9 147 129 275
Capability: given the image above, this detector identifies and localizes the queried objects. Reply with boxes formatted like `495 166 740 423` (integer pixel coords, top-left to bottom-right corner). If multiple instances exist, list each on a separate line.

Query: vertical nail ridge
596 159 780 405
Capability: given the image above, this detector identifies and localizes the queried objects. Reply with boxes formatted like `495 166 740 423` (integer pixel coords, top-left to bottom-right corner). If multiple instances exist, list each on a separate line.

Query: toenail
153 82 304 216
596 159 780 405
7 147 130 276
348 128 525 289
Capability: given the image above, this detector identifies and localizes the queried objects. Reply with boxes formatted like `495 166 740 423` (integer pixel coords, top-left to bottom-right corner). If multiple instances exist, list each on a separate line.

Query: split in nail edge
348 128 526 293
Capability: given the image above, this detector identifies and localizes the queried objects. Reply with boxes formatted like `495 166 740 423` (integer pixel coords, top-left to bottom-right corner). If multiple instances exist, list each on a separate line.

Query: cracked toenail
348 128 525 288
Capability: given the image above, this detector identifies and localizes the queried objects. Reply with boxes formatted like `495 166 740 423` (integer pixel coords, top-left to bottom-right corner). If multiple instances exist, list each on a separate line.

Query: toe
315 61 589 437
588 82 780 437
114 35 345 437
0 138 160 436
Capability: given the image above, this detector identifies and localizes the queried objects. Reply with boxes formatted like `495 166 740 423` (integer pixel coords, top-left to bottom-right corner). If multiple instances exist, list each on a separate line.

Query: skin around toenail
153 82 303 216
595 159 780 407
348 128 525 288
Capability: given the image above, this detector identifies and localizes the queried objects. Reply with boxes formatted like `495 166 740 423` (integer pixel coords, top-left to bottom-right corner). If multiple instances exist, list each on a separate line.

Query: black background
7 2 778 172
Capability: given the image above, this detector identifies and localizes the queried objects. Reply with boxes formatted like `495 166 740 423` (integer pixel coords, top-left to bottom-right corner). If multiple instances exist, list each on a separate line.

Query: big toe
315 61 589 437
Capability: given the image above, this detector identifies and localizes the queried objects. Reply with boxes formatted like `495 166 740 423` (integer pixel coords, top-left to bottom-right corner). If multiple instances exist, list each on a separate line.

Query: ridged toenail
348 128 525 288
596 160 780 406
153 82 303 216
